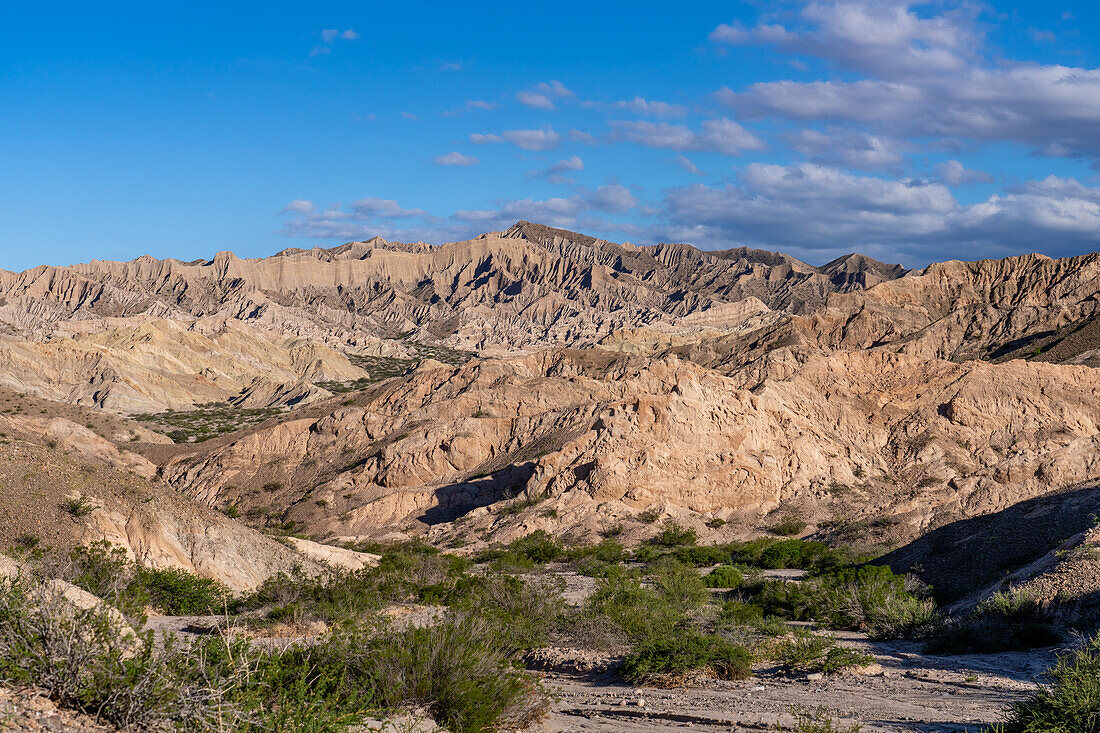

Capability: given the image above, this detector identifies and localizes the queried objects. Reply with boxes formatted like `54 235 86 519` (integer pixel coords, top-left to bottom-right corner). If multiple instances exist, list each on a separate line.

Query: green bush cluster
744 564 936 640
66 542 229 620
924 590 1060 655
989 634 1100 732
773 629 874 675
0 576 533 733
621 628 752 682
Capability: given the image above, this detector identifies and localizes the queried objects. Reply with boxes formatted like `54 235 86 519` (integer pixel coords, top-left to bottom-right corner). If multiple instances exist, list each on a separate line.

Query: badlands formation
1 220 1099 611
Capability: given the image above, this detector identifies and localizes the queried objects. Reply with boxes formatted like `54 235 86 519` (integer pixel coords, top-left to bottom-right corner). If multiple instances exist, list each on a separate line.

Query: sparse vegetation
774 629 874 675
621 628 752 683
649 521 698 547
133 404 284 443
924 589 1059 655
988 633 1100 732
769 515 808 536
776 707 863 733
63 495 95 517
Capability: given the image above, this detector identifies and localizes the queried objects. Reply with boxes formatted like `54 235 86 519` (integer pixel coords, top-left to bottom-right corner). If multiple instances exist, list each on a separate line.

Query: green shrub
139 568 228 615
452 575 564 651
924 590 1059 655
0 577 538 733
815 565 936 639
587 575 681 640
636 508 660 524
474 530 562 568
769 516 808 536
621 629 752 682
703 566 744 589
718 599 764 625
990 634 1100 732
652 562 709 609
341 613 537 733
650 522 698 547
774 629 874 674
65 543 148 621
777 706 863 733
670 544 733 567
64 496 95 517
752 615 791 637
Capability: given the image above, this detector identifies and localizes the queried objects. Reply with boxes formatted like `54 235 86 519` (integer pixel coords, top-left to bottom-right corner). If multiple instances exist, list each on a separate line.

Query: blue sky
4 1 1100 270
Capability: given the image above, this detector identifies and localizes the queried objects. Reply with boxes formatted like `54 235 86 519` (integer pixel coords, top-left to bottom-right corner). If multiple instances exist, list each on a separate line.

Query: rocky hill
2 221 1100 619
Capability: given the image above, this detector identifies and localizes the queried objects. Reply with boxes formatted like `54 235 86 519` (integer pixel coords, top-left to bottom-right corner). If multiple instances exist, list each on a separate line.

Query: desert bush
63 542 149 621
669 544 734 566
63 495 96 517
564 538 626 564
777 706 864 733
238 568 382 626
474 530 562 568
718 599 764 625
989 634 1100 732
621 628 752 683
0 579 254 731
452 574 565 651
742 565 935 640
139 568 228 615
650 522 698 547
0 576 538 733
815 566 936 639
704 566 744 589
587 575 681 640
752 615 791 637
769 516 808 536
636 508 661 524
924 590 1060 655
774 629 874 675
652 561 710 608
363 613 540 732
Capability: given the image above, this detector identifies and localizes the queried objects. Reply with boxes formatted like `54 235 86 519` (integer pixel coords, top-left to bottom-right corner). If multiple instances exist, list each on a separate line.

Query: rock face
1 220 1100 569
156 345 1100 548
0 417 321 591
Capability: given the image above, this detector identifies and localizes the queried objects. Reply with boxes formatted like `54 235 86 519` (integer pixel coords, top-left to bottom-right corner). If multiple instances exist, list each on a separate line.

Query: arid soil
534 636 1046 733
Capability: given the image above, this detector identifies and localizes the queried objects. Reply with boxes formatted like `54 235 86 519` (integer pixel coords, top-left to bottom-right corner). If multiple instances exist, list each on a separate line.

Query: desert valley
0 221 1099 730
10 1 1100 730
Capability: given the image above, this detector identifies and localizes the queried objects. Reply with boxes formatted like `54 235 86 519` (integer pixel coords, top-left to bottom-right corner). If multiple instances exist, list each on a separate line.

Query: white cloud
547 155 584 174
517 80 574 110
433 152 480 167
569 129 598 145
279 184 637 245
710 1 981 79
587 184 637 214
534 80 574 98
315 28 358 55
470 127 561 151
612 118 764 155
517 91 556 110
465 100 496 110
711 1 1100 160
674 155 704 176
529 155 584 182
934 160 994 186
652 165 1100 263
283 170 1100 264
280 199 314 214
783 128 905 170
437 61 463 72
349 198 428 218
586 97 688 118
